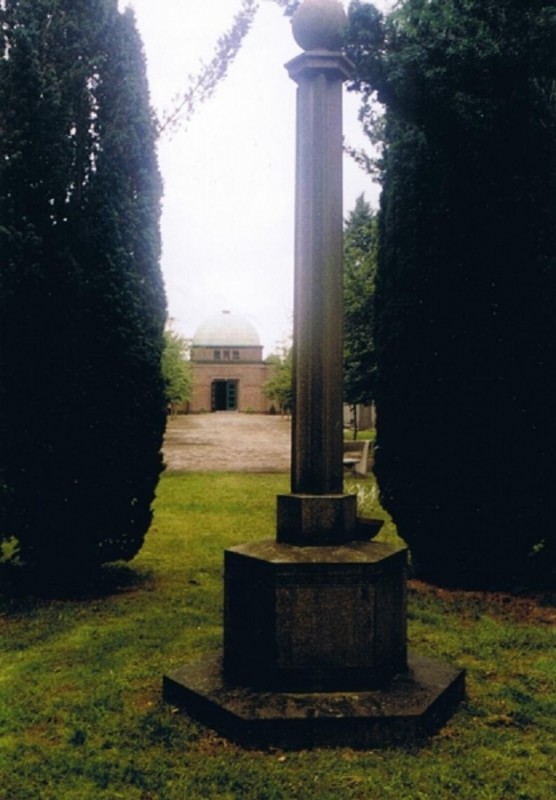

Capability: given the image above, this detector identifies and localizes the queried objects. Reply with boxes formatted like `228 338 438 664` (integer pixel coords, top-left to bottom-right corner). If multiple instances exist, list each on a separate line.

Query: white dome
192 311 261 347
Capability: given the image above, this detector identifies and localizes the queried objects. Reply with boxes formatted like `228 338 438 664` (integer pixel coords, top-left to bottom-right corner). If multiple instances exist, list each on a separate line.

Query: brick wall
190 361 275 413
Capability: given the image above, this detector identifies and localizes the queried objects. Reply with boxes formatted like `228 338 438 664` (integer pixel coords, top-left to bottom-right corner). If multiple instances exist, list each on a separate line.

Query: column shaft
289 59 347 495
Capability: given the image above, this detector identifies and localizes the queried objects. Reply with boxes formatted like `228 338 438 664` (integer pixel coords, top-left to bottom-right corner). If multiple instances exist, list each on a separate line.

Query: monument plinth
223 539 407 692
163 0 465 748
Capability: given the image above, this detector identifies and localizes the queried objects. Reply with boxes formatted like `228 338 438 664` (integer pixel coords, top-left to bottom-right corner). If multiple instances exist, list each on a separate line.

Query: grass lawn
1 471 555 800
344 428 376 441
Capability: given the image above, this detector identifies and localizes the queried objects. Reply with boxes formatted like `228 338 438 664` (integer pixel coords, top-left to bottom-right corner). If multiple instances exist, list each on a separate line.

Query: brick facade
189 314 275 413
190 361 274 413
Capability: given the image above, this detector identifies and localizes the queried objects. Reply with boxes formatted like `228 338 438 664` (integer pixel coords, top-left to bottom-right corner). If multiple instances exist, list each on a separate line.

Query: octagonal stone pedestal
224 539 407 691
163 538 465 749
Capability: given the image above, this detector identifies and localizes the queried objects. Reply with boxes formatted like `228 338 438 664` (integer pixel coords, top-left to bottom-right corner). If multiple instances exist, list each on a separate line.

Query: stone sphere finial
291 0 347 52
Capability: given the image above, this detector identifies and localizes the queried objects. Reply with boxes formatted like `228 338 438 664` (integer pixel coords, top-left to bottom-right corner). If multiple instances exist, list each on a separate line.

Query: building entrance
211 380 238 411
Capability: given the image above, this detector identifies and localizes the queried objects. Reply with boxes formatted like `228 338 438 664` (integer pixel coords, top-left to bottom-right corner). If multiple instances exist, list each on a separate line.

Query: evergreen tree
264 343 293 416
343 194 377 432
347 0 556 587
0 0 167 576
162 329 192 412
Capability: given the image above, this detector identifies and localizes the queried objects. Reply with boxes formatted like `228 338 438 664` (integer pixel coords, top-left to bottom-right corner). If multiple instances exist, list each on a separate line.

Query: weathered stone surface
163 651 466 750
276 493 358 545
291 0 347 53
224 539 408 691
286 47 353 497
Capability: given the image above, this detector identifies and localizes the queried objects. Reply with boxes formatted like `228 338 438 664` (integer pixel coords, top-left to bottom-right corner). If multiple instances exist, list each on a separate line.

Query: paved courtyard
163 412 291 472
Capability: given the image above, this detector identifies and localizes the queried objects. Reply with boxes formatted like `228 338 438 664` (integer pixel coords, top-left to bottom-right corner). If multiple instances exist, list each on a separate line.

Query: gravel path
163 413 291 472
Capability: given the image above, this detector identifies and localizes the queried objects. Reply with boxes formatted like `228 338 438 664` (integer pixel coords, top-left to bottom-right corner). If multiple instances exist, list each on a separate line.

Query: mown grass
1 472 555 800
344 428 376 441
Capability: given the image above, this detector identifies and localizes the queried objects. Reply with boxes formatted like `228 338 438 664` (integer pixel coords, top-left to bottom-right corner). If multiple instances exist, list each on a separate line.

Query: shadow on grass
0 559 153 604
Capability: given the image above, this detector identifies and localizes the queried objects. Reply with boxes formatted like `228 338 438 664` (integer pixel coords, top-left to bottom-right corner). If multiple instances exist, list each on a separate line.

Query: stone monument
163 0 465 748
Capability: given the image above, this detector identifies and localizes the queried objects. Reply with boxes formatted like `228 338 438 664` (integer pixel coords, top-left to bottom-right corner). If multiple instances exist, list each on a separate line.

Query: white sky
122 0 392 354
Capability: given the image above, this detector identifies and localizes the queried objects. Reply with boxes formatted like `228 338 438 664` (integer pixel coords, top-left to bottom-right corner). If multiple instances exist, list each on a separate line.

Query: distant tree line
163 328 193 413
264 343 293 416
343 195 377 435
262 195 377 427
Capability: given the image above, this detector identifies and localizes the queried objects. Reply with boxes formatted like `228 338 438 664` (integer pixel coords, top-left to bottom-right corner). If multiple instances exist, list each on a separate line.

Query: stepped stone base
163 651 465 750
163 537 465 748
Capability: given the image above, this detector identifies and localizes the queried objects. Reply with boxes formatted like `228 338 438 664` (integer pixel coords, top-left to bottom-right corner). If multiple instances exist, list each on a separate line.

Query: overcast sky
123 1 391 354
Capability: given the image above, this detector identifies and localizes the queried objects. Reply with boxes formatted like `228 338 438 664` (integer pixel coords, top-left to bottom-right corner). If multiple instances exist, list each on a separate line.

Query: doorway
211 379 238 411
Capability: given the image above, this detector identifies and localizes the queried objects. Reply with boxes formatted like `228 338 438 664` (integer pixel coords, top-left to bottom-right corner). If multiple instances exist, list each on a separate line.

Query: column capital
285 50 354 85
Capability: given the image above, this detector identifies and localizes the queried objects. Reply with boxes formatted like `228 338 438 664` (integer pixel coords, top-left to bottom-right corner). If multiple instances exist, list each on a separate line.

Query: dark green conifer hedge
347 0 556 587
0 0 167 576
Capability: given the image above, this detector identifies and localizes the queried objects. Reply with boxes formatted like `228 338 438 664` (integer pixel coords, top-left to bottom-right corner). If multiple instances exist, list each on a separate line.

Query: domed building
190 311 274 413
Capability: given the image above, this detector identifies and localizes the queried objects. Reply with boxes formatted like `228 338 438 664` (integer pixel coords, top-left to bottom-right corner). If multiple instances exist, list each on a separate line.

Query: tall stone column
163 0 465 749
288 47 351 496
276 1 357 545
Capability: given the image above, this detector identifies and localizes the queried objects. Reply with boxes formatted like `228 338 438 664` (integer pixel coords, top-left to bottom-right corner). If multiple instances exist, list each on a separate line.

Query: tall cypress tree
343 195 378 418
0 0 167 576
347 0 556 587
